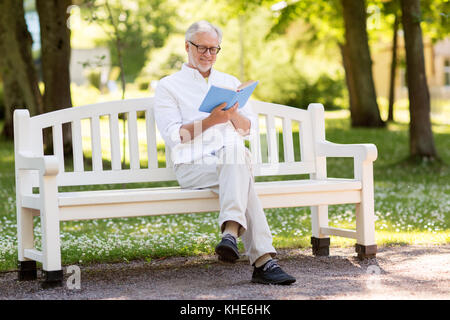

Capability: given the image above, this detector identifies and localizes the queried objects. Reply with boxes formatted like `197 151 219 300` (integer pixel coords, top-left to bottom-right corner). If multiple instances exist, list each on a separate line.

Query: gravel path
0 244 449 300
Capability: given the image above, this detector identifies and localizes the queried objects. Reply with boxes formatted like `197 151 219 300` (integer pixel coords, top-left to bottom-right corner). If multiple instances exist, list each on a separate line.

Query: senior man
154 20 295 285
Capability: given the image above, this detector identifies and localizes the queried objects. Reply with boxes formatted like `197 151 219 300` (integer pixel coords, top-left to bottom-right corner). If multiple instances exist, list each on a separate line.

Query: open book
198 80 258 113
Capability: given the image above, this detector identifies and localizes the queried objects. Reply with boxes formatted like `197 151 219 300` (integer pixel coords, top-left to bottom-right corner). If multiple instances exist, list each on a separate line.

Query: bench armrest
16 152 59 176
316 141 377 162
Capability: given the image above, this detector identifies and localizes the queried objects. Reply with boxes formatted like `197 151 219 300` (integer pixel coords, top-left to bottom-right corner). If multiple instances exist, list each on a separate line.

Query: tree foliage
81 0 176 82
0 0 43 138
419 0 450 42
265 0 384 126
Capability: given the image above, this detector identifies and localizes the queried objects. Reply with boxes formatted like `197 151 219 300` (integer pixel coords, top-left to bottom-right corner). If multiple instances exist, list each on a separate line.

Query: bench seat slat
22 179 361 212
51 178 361 207
52 178 361 221
24 188 362 222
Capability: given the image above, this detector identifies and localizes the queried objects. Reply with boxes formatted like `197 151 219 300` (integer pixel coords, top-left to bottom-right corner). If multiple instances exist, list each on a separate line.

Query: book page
237 80 256 91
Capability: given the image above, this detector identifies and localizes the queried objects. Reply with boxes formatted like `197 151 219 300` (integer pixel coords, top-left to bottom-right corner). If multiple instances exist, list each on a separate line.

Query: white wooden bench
14 98 378 285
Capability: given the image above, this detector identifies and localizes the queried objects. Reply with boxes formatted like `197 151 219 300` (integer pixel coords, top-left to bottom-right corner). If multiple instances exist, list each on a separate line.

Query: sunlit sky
25 11 40 51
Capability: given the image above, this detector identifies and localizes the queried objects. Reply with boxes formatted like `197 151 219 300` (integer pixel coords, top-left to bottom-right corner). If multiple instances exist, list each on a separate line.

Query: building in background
70 47 111 87
25 5 112 89
372 36 450 111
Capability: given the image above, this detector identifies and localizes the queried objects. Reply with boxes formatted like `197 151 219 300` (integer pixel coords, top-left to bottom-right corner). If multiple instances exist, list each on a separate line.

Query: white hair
185 20 222 43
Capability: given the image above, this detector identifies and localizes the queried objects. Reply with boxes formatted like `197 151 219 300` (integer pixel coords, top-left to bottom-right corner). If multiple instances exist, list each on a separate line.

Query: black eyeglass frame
188 41 221 55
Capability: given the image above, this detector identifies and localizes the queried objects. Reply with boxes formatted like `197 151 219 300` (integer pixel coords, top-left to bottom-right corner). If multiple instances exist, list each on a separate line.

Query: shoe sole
215 244 239 263
251 278 296 285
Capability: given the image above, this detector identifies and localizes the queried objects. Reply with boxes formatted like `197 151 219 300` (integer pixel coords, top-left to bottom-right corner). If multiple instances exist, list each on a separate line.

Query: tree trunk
388 13 399 122
0 0 44 139
341 0 384 127
0 76 25 139
36 0 73 154
400 0 438 159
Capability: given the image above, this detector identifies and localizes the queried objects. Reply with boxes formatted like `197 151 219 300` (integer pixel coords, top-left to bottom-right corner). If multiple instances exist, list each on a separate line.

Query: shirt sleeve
153 79 183 149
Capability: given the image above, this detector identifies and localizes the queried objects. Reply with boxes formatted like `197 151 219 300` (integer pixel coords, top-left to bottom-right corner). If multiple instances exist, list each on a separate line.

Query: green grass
0 112 449 271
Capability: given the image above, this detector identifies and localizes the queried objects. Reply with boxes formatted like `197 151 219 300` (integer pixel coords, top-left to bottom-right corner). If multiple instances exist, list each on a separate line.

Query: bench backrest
14 98 326 188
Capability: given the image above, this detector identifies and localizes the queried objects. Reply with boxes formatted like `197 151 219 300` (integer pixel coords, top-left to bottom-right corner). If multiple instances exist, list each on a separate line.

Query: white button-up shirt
154 63 258 165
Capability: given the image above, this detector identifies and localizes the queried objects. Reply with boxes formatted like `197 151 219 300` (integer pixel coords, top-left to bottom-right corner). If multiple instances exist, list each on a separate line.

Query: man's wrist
231 113 250 126
203 116 215 130
230 112 239 122
231 113 251 135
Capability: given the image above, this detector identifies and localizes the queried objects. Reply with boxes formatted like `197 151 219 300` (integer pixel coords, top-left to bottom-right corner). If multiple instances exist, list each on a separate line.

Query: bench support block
18 260 37 281
311 237 330 256
355 244 377 260
42 270 63 288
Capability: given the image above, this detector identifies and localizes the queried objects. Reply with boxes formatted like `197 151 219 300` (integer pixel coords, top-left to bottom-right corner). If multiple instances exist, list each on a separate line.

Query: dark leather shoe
215 234 239 263
252 259 296 285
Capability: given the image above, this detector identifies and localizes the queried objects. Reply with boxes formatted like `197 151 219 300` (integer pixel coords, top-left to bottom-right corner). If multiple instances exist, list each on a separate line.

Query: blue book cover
198 81 258 113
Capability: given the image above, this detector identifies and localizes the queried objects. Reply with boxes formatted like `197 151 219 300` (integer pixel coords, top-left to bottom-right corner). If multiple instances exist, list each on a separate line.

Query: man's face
185 31 220 75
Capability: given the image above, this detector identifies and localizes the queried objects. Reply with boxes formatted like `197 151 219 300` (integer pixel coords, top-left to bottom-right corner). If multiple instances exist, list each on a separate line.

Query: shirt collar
181 63 215 81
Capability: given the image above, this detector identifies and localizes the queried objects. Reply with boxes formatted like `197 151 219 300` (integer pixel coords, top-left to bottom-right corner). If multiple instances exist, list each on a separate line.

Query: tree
0 0 43 139
387 11 399 122
82 0 175 83
213 0 262 81
378 0 401 122
400 0 438 160
340 0 384 127
266 0 384 127
81 0 174 166
36 0 73 152
379 0 449 123
0 0 73 150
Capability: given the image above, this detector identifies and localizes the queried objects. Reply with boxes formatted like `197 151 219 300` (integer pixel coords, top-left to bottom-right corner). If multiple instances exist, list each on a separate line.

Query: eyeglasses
188 41 221 55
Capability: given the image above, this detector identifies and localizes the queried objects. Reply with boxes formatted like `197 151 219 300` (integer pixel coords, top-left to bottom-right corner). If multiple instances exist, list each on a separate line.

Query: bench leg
355 190 377 260
40 174 63 287
17 206 37 281
311 237 330 256
18 260 37 281
42 270 64 288
310 205 330 256
355 243 377 260
353 151 377 260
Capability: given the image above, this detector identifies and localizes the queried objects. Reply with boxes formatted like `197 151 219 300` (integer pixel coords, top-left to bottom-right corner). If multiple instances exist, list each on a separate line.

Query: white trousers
173 145 276 265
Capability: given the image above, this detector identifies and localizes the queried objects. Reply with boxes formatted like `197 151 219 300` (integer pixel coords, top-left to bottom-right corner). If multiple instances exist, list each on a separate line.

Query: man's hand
179 101 250 143
207 102 239 125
